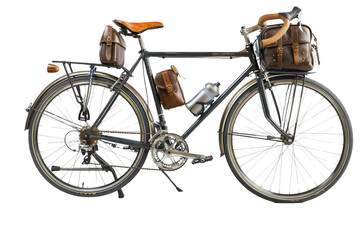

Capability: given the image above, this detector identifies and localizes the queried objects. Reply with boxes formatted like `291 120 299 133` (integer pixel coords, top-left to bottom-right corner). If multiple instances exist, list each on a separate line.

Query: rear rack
52 60 132 122
52 60 132 75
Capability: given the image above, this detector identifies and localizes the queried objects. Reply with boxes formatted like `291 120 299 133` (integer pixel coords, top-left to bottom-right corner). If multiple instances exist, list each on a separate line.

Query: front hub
281 134 294 145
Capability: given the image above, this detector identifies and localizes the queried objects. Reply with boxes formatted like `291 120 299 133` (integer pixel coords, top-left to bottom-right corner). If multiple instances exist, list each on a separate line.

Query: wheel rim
30 78 147 194
226 79 350 201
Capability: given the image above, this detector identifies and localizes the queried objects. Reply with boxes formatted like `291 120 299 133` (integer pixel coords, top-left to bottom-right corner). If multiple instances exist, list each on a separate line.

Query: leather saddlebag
155 66 185 109
261 24 313 71
99 25 126 67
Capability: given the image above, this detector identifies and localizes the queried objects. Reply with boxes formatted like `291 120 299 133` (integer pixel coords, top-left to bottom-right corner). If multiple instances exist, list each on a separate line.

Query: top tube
143 51 250 59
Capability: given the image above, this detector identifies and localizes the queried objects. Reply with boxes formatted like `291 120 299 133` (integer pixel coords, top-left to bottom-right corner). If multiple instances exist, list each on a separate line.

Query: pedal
192 155 213 164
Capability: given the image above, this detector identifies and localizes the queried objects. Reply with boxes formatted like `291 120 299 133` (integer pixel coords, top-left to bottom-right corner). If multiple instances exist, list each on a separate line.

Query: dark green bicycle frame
56 43 299 149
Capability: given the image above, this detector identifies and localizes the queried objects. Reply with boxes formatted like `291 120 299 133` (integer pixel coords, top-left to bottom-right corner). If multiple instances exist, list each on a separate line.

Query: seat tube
142 53 167 130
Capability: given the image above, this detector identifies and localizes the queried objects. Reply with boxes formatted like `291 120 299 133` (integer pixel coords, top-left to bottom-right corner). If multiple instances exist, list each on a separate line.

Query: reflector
47 64 59 73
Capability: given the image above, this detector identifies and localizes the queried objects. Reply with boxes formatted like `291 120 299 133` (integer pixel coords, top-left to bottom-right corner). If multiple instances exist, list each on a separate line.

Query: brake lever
296 12 305 34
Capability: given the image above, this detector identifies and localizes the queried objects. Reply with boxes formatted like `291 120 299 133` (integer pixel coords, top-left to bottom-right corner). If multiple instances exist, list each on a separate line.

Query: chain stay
98 130 151 135
94 129 159 170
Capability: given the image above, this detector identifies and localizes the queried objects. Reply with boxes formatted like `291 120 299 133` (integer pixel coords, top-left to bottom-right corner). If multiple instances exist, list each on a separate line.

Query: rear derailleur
79 143 97 164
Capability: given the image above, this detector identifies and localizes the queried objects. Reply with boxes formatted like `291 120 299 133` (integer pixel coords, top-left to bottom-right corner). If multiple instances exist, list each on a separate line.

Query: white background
1 0 359 239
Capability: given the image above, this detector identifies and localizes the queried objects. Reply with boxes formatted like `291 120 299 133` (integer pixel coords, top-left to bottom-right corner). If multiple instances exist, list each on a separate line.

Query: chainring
150 132 189 171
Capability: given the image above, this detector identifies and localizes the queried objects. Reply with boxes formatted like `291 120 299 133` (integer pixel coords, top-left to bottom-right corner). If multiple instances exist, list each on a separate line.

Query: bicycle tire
223 76 352 203
28 75 150 197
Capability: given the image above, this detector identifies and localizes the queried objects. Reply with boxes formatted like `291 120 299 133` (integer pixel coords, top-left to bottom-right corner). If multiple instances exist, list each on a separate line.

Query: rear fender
24 71 154 135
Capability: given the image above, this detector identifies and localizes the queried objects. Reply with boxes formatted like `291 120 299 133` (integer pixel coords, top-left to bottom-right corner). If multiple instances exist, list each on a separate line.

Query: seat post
137 36 146 50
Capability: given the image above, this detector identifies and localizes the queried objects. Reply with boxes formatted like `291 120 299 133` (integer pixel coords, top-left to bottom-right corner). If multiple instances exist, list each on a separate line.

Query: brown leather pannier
99 25 126 67
261 24 313 71
155 66 185 109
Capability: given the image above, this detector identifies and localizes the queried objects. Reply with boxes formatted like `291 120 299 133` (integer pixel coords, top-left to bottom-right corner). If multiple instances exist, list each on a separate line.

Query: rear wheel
223 76 352 202
28 76 150 197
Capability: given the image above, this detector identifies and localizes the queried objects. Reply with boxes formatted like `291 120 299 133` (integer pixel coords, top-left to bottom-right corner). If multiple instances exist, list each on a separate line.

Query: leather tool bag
155 66 185 109
99 25 126 67
261 24 313 71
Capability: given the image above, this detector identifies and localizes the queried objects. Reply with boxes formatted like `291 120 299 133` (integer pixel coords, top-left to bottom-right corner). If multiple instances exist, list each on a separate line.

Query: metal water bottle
186 82 220 116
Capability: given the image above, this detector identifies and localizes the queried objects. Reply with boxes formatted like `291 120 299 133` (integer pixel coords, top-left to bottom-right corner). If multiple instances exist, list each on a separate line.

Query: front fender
24 71 154 135
218 79 257 156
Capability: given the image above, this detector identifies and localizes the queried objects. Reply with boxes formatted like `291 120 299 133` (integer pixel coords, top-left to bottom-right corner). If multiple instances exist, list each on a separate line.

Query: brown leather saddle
113 20 163 34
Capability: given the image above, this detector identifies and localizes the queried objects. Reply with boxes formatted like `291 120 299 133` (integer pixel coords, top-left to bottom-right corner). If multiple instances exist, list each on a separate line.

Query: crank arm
167 149 205 159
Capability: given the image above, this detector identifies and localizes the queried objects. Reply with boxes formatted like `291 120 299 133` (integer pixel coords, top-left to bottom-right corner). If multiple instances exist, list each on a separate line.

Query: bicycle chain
93 130 160 171
89 162 161 171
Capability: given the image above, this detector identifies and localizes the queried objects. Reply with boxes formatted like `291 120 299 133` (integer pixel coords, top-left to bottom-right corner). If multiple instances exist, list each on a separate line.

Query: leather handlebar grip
258 14 290 47
258 13 281 27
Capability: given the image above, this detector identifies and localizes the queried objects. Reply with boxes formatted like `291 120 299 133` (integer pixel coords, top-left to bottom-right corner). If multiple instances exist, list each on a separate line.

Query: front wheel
223 76 352 203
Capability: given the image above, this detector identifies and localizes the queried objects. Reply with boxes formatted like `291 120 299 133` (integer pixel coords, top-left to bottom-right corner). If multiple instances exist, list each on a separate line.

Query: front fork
256 73 305 144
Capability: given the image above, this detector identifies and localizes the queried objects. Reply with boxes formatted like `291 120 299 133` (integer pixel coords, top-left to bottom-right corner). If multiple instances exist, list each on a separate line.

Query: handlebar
259 14 290 47
259 7 302 47
241 7 302 48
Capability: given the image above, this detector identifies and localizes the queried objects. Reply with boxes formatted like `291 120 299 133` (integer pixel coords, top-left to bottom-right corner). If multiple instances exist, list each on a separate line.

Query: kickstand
117 188 125 198
161 170 183 192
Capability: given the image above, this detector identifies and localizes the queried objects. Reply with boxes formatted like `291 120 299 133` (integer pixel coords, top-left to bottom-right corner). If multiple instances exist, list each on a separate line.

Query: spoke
99 147 122 177
42 143 68 160
109 113 136 130
51 99 73 123
237 114 273 137
101 144 127 166
236 144 282 159
295 135 343 145
242 142 279 170
36 108 82 130
296 115 338 137
295 143 341 157
100 145 135 163
297 106 333 130
288 145 317 187
296 97 326 129
234 145 280 151
290 145 310 193
256 145 287 186
266 145 286 190
99 97 124 124
295 142 337 173
58 152 80 182
38 134 63 140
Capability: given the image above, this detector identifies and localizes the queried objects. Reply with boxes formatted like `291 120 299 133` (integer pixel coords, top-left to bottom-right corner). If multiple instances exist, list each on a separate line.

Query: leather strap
100 40 123 45
106 26 112 61
292 27 299 64
277 37 283 69
161 71 173 93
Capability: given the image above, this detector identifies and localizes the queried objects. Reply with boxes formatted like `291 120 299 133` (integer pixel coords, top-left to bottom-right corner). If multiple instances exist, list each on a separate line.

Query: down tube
181 64 254 139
